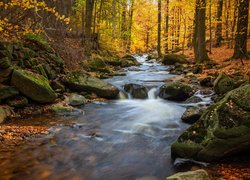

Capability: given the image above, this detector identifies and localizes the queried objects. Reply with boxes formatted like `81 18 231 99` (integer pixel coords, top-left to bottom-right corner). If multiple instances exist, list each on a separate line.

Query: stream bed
0 55 212 180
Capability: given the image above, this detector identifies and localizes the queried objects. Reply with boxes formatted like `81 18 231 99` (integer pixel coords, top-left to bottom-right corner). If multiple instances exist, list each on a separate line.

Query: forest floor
182 40 250 80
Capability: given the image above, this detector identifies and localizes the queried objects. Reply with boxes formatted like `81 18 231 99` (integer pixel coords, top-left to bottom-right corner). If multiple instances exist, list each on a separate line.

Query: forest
0 0 249 179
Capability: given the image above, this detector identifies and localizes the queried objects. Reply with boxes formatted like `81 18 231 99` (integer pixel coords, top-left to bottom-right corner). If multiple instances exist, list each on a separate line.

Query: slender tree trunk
112 0 117 39
215 0 223 47
233 0 249 59
165 0 169 54
127 0 134 52
85 0 95 54
209 0 212 53
230 0 238 48
194 0 209 63
157 0 162 57
121 0 127 47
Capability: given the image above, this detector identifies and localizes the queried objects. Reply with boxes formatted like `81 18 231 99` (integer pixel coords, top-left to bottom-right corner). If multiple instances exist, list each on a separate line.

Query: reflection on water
0 55 209 180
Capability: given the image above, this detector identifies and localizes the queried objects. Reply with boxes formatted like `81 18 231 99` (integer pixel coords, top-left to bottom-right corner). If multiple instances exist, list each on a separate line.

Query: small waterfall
118 91 128 100
148 88 157 99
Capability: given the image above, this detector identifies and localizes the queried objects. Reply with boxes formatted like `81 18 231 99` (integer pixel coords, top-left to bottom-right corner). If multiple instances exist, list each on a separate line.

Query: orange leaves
218 164 250 180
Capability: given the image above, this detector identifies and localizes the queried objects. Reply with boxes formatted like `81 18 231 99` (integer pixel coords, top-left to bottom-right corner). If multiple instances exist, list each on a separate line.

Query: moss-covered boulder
213 72 238 95
11 69 57 103
0 84 19 101
162 54 188 65
63 71 119 99
124 83 148 99
171 84 250 162
159 81 194 101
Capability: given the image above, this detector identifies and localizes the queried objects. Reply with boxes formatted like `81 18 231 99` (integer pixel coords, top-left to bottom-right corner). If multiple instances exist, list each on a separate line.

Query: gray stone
166 169 210 180
63 71 119 99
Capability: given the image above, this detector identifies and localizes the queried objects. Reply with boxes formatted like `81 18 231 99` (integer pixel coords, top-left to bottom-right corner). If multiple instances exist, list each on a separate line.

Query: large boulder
171 84 250 162
162 54 188 65
166 169 210 180
63 71 119 99
0 84 19 101
159 81 194 101
213 72 237 95
11 69 57 103
124 83 148 99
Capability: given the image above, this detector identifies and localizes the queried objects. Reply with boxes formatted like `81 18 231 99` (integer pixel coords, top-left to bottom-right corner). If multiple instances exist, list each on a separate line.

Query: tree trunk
85 0 95 54
215 0 223 47
194 0 209 63
165 0 169 54
233 0 249 59
157 0 162 57
127 0 134 52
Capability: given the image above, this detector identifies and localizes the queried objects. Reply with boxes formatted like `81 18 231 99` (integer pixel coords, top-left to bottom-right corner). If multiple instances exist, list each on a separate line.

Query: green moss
162 54 187 65
171 141 202 159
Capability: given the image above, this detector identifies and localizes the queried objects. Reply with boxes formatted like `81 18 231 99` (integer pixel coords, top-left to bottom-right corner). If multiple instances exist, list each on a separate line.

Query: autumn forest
0 0 249 179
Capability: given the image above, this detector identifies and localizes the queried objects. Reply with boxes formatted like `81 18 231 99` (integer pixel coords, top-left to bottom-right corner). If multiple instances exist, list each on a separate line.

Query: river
0 55 212 180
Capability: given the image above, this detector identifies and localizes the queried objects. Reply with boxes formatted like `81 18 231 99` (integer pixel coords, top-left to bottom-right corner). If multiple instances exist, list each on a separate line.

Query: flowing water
0 55 212 180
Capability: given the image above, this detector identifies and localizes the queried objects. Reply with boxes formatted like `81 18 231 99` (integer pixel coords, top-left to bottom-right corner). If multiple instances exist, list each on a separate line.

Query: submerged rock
159 81 194 101
11 69 57 103
166 169 210 180
63 71 119 99
171 84 250 162
124 83 148 99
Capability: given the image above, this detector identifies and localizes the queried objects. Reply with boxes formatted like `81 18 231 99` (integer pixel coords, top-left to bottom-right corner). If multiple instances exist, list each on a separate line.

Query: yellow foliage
0 0 70 39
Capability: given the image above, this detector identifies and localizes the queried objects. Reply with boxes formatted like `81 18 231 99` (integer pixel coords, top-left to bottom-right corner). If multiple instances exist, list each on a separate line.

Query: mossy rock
0 106 13 124
63 71 119 99
0 57 11 69
124 83 148 99
171 84 250 162
0 68 13 83
11 69 57 103
0 84 19 100
166 170 210 180
213 72 238 95
23 33 53 53
162 54 188 65
159 81 194 101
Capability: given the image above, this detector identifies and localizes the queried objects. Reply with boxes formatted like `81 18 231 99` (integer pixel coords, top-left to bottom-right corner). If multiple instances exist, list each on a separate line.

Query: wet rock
121 55 140 67
11 69 57 103
213 72 237 95
199 77 214 87
162 54 188 65
0 106 14 124
6 96 29 108
159 81 194 101
171 84 250 162
166 169 210 180
63 71 119 99
0 84 19 101
124 83 148 99
68 94 86 106
181 107 203 124
184 96 203 104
